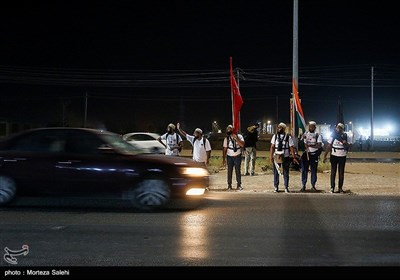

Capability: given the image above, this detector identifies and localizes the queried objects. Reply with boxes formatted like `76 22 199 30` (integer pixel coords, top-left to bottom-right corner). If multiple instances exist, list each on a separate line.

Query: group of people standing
156 120 351 194
224 120 351 194
269 121 351 194
157 123 212 166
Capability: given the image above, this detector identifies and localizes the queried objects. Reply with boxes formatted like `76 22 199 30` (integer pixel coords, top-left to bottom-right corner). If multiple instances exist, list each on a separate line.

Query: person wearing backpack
243 123 259 176
176 123 211 166
300 121 323 192
323 123 352 193
157 123 183 156
269 122 299 193
222 124 245 191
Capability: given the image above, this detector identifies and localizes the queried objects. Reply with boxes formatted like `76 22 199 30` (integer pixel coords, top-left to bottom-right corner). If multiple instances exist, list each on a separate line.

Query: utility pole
83 92 88 128
61 98 70 127
276 95 279 126
371 66 374 150
179 96 185 128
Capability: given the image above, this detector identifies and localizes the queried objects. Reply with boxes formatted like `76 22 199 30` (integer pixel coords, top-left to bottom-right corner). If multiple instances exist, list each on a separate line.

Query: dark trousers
273 157 291 189
330 155 347 190
227 155 242 187
301 153 319 187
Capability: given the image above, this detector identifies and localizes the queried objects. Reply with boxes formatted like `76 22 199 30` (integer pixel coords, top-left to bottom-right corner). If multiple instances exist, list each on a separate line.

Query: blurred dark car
0 128 209 210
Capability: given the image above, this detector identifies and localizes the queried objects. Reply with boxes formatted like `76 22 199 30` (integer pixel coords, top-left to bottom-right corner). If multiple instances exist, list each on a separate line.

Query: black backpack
166 133 182 152
315 133 324 156
275 133 289 152
330 132 349 151
191 137 207 154
226 135 240 152
303 132 323 156
192 137 207 147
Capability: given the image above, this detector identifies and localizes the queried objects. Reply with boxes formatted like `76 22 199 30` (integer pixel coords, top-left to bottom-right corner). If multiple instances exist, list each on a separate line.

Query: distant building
315 124 331 140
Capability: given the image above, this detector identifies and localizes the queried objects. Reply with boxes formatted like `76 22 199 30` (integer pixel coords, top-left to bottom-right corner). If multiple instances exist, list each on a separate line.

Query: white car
122 132 166 154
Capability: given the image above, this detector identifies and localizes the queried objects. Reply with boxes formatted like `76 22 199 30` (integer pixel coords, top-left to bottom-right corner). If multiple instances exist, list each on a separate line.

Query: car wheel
130 178 171 210
0 176 17 206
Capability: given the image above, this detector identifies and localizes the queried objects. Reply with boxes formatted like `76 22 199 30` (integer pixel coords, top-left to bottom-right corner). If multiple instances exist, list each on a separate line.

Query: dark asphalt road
0 193 399 270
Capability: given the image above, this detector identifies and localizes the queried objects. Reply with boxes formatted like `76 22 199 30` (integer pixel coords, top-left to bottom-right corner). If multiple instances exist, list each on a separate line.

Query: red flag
230 57 243 134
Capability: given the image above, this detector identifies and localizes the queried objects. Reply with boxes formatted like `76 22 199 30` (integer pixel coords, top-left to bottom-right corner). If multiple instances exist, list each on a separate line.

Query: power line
0 64 400 88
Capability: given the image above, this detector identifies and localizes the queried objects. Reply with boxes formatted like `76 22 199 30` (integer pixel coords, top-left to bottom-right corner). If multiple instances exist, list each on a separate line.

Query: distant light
385 125 393 132
375 128 390 136
358 127 369 138
357 127 391 137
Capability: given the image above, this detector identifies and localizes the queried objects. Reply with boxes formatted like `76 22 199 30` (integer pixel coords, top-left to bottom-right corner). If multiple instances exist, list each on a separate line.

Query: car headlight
180 167 209 177
186 188 206 195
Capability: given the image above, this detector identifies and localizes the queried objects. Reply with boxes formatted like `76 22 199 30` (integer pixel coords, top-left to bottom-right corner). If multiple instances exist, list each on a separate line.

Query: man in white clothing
177 123 211 166
157 123 183 156
222 125 245 191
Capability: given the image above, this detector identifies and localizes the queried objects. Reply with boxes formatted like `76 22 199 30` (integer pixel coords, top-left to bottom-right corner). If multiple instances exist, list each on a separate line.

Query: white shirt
186 134 212 163
327 133 348 157
271 133 294 158
223 134 244 157
303 131 323 153
160 132 182 156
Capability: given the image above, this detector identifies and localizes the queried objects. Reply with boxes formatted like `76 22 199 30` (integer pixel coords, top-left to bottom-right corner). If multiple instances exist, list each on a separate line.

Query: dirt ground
208 161 400 196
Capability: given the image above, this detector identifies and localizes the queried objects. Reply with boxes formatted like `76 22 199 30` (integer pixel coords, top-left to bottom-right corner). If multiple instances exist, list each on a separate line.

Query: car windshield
101 134 142 155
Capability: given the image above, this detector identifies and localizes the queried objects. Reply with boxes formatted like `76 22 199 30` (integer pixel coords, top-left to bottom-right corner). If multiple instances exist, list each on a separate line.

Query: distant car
0 128 209 210
122 132 166 154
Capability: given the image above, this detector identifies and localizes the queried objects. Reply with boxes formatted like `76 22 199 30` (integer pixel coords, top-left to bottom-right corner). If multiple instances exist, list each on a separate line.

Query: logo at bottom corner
4 245 29 265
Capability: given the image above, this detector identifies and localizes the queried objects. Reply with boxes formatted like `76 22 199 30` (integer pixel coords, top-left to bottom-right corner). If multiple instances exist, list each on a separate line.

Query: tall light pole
370 66 374 150
276 95 279 124
267 120 272 134
212 120 219 133
83 92 88 128
291 0 299 147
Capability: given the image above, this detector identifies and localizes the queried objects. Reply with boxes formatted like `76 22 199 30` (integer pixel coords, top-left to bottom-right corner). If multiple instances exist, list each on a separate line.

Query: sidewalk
343 151 400 159
207 159 400 196
177 149 399 195
181 150 400 159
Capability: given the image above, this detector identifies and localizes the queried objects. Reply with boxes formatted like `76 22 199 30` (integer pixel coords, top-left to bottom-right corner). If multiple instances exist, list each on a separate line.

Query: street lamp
267 120 272 134
212 121 219 133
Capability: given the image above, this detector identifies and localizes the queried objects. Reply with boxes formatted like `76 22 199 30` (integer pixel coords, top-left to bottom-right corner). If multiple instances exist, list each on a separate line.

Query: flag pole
230 57 234 128
236 67 241 133
230 57 244 134
291 0 299 148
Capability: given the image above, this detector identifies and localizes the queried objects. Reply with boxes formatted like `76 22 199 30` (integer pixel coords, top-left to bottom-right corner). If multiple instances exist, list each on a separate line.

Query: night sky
1 0 399 135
